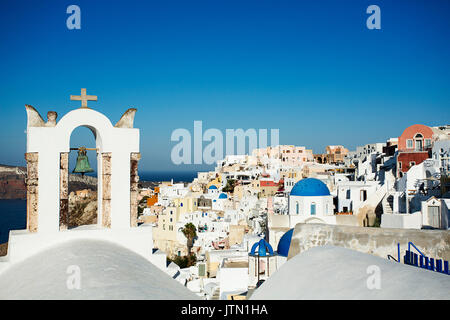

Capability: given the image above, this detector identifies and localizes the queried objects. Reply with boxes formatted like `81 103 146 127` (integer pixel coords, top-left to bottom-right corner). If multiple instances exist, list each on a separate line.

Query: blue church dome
277 229 293 257
250 239 275 257
218 193 227 199
290 178 330 197
208 185 218 190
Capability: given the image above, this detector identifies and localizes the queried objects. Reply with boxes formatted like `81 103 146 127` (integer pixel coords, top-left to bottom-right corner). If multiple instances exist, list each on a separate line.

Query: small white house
336 181 379 213
421 197 449 229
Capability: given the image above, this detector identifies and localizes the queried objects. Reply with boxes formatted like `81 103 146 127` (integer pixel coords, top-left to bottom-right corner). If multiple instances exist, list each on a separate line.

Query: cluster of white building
141 124 450 299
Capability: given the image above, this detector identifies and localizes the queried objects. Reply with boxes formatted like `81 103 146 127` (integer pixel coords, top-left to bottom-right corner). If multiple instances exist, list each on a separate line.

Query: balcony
398 147 431 153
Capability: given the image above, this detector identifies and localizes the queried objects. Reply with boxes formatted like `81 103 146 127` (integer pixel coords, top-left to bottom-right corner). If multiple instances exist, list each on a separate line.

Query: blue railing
398 242 449 276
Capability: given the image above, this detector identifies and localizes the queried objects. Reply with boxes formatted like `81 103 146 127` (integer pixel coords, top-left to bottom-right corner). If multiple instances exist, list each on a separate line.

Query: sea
0 171 197 244
139 171 198 183
0 200 26 244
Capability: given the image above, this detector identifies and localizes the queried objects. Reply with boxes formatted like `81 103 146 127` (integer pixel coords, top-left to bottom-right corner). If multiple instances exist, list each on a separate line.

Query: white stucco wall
218 267 249 299
288 195 333 216
27 108 139 232
380 212 423 229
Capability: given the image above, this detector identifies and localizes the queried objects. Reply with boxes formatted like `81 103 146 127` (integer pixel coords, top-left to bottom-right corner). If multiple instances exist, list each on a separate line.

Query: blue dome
290 178 330 197
218 193 227 199
250 239 274 257
208 185 218 190
277 229 293 257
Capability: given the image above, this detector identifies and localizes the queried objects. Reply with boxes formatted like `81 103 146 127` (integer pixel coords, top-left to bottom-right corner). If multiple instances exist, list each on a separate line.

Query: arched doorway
414 133 423 151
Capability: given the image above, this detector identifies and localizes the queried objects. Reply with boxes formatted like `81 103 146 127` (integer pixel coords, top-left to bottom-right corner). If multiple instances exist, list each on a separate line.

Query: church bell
73 147 94 176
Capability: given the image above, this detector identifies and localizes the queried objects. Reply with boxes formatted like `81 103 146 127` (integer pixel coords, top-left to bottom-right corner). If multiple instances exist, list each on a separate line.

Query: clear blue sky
0 0 449 172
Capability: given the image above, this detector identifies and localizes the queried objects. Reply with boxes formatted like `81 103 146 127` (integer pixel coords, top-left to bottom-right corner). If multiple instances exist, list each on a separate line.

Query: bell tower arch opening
65 126 99 229
9 90 156 269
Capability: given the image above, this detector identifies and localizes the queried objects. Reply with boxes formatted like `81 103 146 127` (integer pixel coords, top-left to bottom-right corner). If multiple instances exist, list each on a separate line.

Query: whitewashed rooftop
251 246 450 300
0 239 198 300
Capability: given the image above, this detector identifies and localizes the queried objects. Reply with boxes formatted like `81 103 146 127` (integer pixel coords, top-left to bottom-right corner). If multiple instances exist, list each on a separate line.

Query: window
410 161 416 167
296 202 299 214
407 139 413 149
425 139 431 147
398 161 402 169
311 203 316 215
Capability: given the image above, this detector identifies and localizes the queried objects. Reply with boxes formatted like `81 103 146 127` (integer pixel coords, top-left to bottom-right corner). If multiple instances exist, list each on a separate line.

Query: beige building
228 225 246 246
253 145 314 166
152 193 202 257
259 180 280 197
315 145 349 164
152 205 182 256
233 183 258 200
280 167 303 180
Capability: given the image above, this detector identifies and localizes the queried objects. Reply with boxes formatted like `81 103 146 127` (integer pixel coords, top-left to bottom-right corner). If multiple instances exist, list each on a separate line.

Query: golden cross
70 88 98 108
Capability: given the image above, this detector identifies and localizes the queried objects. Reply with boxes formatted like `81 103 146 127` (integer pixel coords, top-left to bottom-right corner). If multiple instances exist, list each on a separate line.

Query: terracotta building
397 124 434 177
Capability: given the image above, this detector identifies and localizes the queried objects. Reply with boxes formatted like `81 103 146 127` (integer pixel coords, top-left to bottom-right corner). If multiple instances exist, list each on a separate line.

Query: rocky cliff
0 165 27 200
68 191 97 227
0 164 98 200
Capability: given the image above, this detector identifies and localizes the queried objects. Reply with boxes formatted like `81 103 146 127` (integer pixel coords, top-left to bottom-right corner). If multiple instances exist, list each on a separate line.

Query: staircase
383 193 394 214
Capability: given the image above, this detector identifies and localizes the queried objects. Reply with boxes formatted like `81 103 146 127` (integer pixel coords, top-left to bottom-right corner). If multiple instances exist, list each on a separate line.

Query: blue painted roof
250 239 275 257
290 178 330 197
277 229 294 257
208 185 218 189
218 193 227 199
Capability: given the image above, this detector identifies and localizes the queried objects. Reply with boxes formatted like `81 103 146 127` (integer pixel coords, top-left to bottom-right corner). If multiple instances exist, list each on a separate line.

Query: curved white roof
251 246 450 300
0 239 198 300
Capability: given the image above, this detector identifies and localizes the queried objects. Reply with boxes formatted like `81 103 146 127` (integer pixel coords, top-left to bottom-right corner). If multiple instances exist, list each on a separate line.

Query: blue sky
0 0 449 172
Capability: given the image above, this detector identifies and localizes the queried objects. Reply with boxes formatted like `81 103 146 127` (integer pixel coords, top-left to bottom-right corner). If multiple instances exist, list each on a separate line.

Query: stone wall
59 153 69 230
101 153 112 228
25 153 38 232
130 152 141 228
288 223 450 262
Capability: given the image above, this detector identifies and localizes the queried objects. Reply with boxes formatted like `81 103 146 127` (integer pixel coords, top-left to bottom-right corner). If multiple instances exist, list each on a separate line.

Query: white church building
287 178 335 224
